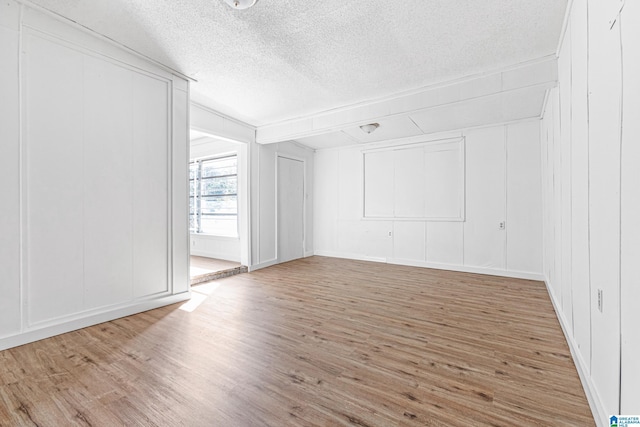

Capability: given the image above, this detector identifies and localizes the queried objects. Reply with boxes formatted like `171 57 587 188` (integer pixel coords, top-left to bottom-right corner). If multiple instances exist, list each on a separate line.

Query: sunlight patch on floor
179 281 222 312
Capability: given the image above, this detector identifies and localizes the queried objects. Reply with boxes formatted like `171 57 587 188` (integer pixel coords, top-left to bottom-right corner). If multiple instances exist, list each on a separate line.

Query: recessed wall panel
423 145 463 219
258 145 276 262
394 147 424 217
588 0 622 414
83 56 134 308
506 121 542 274
364 139 464 220
25 34 84 324
313 150 339 253
392 221 425 262
426 222 463 265
620 0 640 413
569 0 591 372
172 86 190 294
132 73 169 298
0 24 21 336
364 151 394 217
463 127 506 269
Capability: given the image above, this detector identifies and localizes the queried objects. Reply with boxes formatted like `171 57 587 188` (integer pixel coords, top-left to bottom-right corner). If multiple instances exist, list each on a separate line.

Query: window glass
189 155 238 237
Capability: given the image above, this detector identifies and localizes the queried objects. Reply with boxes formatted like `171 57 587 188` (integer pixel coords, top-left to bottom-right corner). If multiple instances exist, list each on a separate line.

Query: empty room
0 0 638 426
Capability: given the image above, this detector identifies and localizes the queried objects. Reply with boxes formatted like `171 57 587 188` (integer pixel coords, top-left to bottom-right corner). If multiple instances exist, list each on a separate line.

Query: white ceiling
28 0 568 127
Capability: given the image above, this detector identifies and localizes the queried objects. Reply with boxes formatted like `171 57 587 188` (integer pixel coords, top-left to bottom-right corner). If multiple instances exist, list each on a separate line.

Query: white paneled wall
463 127 506 270
620 0 640 413
0 0 21 338
0 1 189 350
541 0 640 422
314 121 542 279
250 141 314 270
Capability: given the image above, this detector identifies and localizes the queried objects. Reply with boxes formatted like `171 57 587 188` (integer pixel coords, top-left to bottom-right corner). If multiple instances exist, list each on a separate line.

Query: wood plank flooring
0 256 594 426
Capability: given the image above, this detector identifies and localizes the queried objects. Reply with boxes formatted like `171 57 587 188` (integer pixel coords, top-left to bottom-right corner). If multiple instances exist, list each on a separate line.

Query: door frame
189 127 251 267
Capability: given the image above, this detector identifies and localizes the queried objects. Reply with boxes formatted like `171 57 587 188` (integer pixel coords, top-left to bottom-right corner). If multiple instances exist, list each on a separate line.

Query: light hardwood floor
0 256 594 426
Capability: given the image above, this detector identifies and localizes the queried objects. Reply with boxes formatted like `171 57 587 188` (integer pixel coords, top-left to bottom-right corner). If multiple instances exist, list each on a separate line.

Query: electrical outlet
597 289 603 313
499 221 505 230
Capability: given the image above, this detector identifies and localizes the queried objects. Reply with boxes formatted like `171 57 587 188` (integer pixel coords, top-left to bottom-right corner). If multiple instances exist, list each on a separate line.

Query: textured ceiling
28 0 567 126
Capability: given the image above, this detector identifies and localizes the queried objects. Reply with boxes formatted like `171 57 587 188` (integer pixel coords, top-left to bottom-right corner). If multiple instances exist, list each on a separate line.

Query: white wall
0 1 190 350
250 141 314 270
541 0 640 423
190 138 242 262
314 120 542 280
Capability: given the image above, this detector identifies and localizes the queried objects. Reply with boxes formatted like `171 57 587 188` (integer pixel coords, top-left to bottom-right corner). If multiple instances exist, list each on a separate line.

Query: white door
277 156 304 263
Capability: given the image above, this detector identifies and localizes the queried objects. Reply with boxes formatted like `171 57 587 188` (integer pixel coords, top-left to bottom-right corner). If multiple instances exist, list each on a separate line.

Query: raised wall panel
258 145 276 262
362 221 392 260
423 144 463 219
0 19 21 336
506 121 542 274
364 151 394 217
620 0 640 413
552 86 563 306
313 150 339 253
463 127 506 269
587 0 622 415
338 148 362 221
558 23 574 328
569 0 591 371
426 222 463 265
365 140 463 220
25 34 85 324
392 221 425 262
132 73 169 298
337 220 364 256
277 156 305 263
393 147 425 217
250 142 260 264
172 85 190 294
83 56 134 308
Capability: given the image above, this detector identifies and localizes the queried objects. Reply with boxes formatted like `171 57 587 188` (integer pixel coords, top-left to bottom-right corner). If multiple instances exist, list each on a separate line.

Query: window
189 155 238 237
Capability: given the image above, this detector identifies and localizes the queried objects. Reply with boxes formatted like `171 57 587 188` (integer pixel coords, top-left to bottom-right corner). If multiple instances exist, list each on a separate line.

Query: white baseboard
304 250 315 258
390 257 545 281
313 250 386 263
0 292 191 351
313 251 544 281
543 277 604 427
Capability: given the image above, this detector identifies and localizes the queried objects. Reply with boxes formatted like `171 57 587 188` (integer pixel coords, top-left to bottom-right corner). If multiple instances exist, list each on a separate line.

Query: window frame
189 154 239 237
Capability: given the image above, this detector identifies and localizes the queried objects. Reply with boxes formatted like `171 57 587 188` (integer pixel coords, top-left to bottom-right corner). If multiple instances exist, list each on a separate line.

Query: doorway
189 129 249 283
277 155 305 263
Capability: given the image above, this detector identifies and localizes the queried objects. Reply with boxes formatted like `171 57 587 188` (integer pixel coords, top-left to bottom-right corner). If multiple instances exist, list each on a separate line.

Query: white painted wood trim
257 56 557 144
313 251 544 281
16 0 193 81
0 292 190 351
361 137 466 222
543 277 604 427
